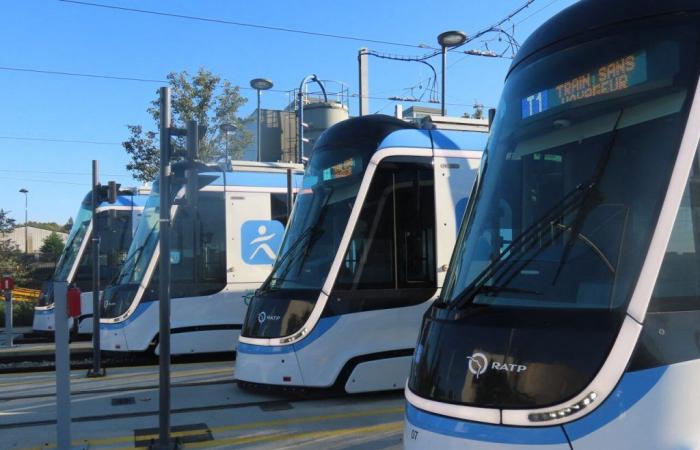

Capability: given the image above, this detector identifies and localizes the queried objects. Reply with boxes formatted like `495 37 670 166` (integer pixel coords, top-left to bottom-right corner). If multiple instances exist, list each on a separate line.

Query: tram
405 1 700 448
99 161 303 355
33 188 149 335
236 114 487 393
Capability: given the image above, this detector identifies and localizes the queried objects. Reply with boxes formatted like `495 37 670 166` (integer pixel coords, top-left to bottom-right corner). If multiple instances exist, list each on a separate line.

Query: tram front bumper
100 325 129 352
235 342 305 387
33 308 55 332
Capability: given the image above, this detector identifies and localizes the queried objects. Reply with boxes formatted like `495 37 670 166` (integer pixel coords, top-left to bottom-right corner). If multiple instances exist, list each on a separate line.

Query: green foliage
0 209 31 285
26 221 64 233
40 232 65 260
124 68 253 182
0 299 36 327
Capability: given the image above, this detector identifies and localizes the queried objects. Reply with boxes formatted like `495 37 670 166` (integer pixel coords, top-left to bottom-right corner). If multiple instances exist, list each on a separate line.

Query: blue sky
0 0 576 224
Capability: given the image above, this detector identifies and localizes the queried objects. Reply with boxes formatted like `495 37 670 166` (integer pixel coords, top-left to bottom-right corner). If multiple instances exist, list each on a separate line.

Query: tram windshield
441 19 700 313
263 146 366 291
54 194 92 283
102 170 227 318
37 194 92 307
407 14 700 411
116 182 161 288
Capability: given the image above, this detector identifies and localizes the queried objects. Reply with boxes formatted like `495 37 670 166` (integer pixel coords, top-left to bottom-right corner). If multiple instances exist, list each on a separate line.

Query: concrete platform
0 361 404 449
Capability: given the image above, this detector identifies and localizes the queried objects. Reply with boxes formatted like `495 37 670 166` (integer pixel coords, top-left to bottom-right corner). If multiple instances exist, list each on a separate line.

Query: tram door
433 155 480 287
226 191 280 285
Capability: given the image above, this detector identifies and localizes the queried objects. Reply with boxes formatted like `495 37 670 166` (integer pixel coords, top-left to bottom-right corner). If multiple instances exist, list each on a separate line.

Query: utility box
67 287 82 318
1 275 14 291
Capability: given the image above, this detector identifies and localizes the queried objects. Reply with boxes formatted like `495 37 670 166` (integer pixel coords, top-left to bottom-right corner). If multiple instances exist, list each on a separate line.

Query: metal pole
358 48 369 116
24 193 28 254
286 168 293 218
158 86 173 450
297 87 304 164
4 289 12 347
256 89 262 162
54 281 71 449
441 46 447 116
88 160 105 377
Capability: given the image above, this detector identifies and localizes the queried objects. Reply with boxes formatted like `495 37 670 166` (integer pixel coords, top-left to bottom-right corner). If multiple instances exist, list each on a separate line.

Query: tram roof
378 128 488 152
315 114 488 156
80 189 151 209
512 0 700 75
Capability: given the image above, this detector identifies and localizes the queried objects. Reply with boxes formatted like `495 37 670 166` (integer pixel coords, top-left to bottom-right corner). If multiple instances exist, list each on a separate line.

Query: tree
40 232 65 260
0 209 30 285
124 68 253 182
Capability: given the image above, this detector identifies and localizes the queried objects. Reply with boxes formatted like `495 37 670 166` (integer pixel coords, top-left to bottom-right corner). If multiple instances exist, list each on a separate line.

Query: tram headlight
528 392 598 422
279 328 307 344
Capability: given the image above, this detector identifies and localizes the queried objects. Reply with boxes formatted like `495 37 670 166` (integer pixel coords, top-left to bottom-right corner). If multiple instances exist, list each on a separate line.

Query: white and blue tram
99 161 303 355
405 1 700 448
236 115 487 393
32 188 149 335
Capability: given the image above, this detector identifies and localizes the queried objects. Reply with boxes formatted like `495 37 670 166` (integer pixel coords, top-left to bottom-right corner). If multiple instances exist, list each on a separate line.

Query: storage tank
303 101 350 146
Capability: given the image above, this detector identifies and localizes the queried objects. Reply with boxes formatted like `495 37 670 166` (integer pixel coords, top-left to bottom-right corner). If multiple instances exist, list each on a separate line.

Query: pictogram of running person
242 220 284 265
249 225 277 260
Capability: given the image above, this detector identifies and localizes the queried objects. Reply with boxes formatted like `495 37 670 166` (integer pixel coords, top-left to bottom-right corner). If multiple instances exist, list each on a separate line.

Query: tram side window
271 193 293 226
96 210 133 283
73 240 93 291
167 191 227 299
335 159 436 291
651 162 700 311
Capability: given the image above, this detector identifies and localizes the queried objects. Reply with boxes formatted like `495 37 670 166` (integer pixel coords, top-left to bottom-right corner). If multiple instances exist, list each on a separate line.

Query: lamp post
297 75 328 163
19 189 28 253
249 78 274 162
437 30 467 116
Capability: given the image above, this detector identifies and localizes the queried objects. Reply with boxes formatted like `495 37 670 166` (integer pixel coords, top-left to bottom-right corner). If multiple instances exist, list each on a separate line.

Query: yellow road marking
185 421 403 449
16 406 403 449
0 366 231 387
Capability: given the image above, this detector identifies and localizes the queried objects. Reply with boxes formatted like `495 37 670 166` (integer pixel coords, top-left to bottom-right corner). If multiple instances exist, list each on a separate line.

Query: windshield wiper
448 180 595 311
263 186 333 290
551 109 624 284
263 224 319 290
108 224 158 286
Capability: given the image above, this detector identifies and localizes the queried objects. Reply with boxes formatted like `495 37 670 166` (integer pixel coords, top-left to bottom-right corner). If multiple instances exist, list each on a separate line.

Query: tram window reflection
148 191 226 299
335 160 436 291
652 161 700 310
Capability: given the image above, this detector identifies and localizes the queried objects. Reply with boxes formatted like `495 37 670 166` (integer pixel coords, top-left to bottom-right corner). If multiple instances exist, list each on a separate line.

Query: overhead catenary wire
0 176 89 186
515 0 564 25
0 168 129 177
0 66 476 107
0 135 121 146
59 0 431 49
0 66 289 94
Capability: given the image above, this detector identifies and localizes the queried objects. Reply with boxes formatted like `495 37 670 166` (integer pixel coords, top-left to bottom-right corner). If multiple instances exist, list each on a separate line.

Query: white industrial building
2 226 68 254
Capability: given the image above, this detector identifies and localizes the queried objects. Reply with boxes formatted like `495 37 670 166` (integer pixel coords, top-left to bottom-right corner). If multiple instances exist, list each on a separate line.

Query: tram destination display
522 51 647 118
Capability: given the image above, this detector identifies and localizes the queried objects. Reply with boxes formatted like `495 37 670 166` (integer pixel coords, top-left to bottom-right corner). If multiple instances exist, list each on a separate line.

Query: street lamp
249 78 274 162
437 30 467 116
18 188 28 253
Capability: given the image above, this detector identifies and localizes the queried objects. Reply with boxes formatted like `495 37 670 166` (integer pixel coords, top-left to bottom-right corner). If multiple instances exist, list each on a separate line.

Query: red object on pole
1 276 14 291
67 287 82 318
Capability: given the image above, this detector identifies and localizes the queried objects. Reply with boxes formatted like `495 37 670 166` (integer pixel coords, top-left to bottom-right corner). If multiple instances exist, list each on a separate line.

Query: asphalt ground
0 361 405 449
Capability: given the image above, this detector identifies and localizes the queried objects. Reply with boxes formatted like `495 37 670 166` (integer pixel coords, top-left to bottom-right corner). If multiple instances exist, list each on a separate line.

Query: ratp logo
241 220 285 265
467 352 489 379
